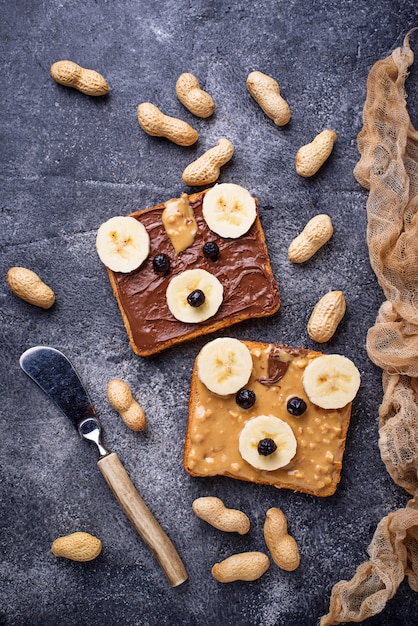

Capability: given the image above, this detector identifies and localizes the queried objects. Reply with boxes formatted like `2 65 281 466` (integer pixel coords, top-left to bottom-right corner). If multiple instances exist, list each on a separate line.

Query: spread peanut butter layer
162 193 197 254
108 192 280 355
184 343 352 497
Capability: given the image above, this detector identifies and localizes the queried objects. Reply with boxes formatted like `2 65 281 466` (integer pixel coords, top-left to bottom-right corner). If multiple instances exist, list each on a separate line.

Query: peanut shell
288 214 333 263
107 379 146 431
182 138 234 186
137 102 198 146
176 73 214 118
296 129 337 177
7 267 55 309
307 290 346 343
51 531 102 562
50 60 108 96
247 70 291 126
212 552 270 582
264 507 300 571
192 496 250 534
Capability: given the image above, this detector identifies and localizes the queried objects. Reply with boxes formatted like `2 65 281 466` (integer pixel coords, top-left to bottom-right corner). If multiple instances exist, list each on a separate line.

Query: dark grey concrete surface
1 2 418 625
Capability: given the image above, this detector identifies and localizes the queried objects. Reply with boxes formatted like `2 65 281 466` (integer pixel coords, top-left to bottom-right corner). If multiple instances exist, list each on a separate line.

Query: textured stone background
1 2 417 625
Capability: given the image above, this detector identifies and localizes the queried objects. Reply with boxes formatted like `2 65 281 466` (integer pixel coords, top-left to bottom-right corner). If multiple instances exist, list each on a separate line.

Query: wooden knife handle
97 452 188 587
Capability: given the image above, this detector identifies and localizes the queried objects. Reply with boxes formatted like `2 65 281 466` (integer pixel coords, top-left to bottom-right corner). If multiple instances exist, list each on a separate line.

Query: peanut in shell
296 129 337 177
212 551 270 582
51 531 102 562
50 60 109 96
182 138 234 186
7 267 55 309
288 214 333 263
264 507 300 571
137 102 198 146
176 73 215 118
307 290 346 343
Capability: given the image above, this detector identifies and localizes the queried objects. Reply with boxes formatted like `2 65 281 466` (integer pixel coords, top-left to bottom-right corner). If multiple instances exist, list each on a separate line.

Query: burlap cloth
320 29 418 625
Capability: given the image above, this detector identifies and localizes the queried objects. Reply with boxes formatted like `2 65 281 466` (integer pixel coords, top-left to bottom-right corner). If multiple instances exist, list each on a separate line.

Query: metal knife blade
20 345 96 425
19 346 109 456
19 345 188 587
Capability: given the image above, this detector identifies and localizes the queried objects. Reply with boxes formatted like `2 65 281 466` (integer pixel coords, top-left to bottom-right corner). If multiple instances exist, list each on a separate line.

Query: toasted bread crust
106 189 280 356
184 341 352 497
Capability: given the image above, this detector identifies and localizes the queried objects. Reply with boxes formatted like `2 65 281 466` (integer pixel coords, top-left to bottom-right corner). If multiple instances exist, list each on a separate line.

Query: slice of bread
184 340 353 497
105 188 280 356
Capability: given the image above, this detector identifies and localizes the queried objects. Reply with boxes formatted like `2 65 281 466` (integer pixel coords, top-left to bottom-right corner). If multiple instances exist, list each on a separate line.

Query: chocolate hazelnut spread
184 343 352 497
109 193 280 355
258 345 290 385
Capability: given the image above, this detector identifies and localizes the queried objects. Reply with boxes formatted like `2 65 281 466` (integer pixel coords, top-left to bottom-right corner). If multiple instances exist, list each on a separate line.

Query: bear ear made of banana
96 215 150 273
196 338 361 472
95 183 257 324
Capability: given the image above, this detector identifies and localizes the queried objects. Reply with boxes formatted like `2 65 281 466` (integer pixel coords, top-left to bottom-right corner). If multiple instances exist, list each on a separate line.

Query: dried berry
187 289 205 307
287 396 307 416
236 388 256 409
258 438 277 456
152 253 170 274
203 241 220 261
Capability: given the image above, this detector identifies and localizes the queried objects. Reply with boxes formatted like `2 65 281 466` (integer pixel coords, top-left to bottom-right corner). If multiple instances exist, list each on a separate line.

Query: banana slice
197 337 253 395
302 354 361 409
166 269 223 323
239 415 297 471
202 183 257 238
96 216 150 273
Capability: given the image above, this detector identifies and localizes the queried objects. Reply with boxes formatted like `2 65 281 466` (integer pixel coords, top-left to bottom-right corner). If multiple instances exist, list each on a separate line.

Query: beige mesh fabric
320 29 418 625
320 497 418 626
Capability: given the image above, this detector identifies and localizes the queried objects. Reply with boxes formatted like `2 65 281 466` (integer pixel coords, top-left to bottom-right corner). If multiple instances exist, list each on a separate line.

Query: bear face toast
184 339 361 497
97 184 280 356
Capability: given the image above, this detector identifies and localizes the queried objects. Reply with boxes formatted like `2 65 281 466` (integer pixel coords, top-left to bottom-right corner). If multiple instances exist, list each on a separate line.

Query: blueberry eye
152 253 170 274
203 241 220 261
187 289 205 307
258 438 277 456
236 388 256 409
287 396 307 416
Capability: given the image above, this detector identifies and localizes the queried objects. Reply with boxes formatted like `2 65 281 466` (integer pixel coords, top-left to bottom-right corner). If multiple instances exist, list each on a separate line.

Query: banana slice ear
302 354 361 409
202 183 257 238
197 337 253 395
96 216 150 273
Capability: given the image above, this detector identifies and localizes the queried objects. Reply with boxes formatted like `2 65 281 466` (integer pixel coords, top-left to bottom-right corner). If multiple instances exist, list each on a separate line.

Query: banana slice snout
197 337 253 395
202 183 257 238
96 216 150 273
166 269 223 323
239 415 297 471
302 354 361 409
